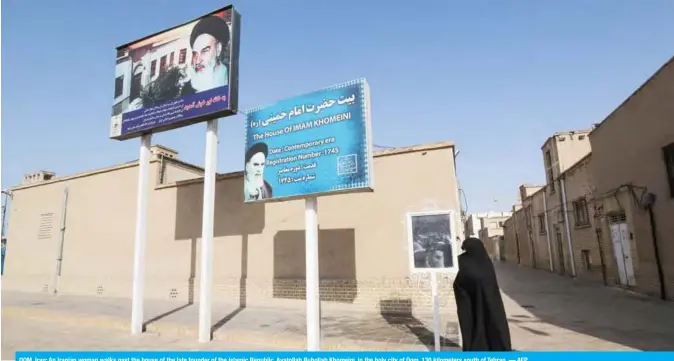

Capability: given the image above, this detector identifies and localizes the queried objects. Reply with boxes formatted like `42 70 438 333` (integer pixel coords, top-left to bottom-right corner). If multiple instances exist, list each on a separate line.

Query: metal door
608 214 636 286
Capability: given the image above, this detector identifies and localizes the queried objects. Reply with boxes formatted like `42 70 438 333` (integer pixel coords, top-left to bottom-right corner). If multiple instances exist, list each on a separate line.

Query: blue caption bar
14 351 674 361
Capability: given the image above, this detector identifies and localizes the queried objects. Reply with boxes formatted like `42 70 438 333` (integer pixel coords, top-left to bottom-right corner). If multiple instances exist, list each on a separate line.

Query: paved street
1 314 290 360
496 263 674 350
3 263 674 354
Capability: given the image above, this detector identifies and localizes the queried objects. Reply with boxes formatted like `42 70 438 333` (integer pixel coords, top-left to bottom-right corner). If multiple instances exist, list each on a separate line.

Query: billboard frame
111 4 241 141
406 209 459 275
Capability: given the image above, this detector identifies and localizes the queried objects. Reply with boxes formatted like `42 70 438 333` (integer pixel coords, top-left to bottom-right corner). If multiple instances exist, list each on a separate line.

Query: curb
2 307 404 351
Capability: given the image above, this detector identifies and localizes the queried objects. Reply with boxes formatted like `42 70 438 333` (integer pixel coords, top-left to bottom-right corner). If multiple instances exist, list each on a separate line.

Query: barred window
572 199 590 226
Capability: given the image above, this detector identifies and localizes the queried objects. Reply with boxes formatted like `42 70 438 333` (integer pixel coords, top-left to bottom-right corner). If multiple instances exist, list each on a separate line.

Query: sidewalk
2 314 292 360
6 262 674 351
2 291 458 351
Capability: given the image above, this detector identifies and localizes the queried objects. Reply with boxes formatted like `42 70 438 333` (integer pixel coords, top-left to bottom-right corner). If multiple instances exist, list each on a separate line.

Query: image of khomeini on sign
182 15 230 95
244 142 273 201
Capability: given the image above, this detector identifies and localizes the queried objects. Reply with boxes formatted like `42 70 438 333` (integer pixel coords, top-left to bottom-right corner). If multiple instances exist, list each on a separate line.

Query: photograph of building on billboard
244 79 374 202
110 6 240 140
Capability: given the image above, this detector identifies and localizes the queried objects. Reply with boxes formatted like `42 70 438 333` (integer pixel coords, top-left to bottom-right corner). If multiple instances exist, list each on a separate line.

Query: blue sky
2 0 673 213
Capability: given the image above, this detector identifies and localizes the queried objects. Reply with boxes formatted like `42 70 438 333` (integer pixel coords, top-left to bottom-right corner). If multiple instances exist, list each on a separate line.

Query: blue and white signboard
244 78 373 202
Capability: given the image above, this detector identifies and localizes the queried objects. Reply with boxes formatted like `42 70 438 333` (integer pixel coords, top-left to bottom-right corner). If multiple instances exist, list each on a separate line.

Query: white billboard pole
430 271 441 351
198 119 219 343
305 197 320 350
131 134 152 335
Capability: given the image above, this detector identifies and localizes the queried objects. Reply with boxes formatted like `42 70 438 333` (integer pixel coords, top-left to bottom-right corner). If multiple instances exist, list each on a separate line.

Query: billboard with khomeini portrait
110 5 241 141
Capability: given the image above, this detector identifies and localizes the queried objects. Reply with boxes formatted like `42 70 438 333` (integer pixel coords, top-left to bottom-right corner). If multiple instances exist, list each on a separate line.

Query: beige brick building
2 141 465 314
464 211 511 238
502 56 674 301
589 56 674 300
503 129 613 277
464 211 511 261
476 213 510 261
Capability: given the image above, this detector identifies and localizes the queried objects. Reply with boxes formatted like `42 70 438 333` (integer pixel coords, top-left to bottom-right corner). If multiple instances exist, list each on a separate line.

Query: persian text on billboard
110 6 239 140
244 79 373 202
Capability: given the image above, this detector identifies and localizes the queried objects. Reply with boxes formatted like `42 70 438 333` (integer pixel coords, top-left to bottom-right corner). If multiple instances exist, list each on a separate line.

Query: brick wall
43 276 460 316
560 156 607 282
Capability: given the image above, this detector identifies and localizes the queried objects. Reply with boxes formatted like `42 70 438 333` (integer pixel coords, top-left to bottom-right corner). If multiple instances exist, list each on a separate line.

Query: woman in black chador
453 237 512 351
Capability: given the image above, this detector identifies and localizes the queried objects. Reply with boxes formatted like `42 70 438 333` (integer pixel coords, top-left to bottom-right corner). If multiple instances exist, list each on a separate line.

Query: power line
373 144 396 149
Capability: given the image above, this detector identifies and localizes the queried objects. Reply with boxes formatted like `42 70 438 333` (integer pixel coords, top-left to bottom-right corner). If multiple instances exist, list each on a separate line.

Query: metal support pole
305 197 320 350
431 272 441 351
131 134 152 335
198 119 219 343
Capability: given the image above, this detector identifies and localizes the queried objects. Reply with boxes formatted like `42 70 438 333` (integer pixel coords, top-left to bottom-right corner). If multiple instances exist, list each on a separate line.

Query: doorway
499 236 506 261
529 230 537 269
608 214 636 286
555 231 565 275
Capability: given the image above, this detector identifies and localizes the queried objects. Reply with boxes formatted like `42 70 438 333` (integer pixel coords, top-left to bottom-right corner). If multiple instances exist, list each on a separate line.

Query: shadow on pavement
379 299 460 351
143 303 193 331
495 261 674 351
144 238 198 331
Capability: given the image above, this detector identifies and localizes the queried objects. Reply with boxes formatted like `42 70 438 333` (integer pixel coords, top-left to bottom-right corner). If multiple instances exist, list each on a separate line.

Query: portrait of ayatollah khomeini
181 14 231 95
244 142 273 201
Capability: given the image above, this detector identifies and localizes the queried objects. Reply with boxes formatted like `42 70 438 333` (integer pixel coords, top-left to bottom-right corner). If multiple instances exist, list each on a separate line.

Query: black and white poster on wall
407 211 457 272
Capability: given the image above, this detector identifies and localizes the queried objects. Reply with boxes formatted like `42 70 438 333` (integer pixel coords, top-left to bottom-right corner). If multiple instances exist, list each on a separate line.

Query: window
160 55 167 72
538 214 546 235
151 60 157 77
179 48 187 64
169 52 175 66
545 150 555 193
664 142 674 198
572 199 590 227
114 76 124 98
547 172 555 193
498 221 504 227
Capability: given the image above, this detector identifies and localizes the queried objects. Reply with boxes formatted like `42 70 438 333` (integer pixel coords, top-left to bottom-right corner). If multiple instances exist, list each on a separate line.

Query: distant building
464 211 511 237
464 211 511 260
503 129 602 280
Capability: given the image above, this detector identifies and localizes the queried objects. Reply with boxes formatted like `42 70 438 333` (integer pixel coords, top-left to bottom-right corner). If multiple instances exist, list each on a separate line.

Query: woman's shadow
380 299 460 351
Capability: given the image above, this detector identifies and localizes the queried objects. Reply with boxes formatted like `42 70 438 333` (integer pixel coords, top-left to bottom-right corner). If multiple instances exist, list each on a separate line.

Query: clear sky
2 0 673 214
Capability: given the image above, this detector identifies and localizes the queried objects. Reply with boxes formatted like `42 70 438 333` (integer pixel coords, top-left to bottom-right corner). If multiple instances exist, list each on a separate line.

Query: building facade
503 157 612 280
3 142 465 314
464 211 511 237
464 211 511 261
501 56 674 301
589 56 674 300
